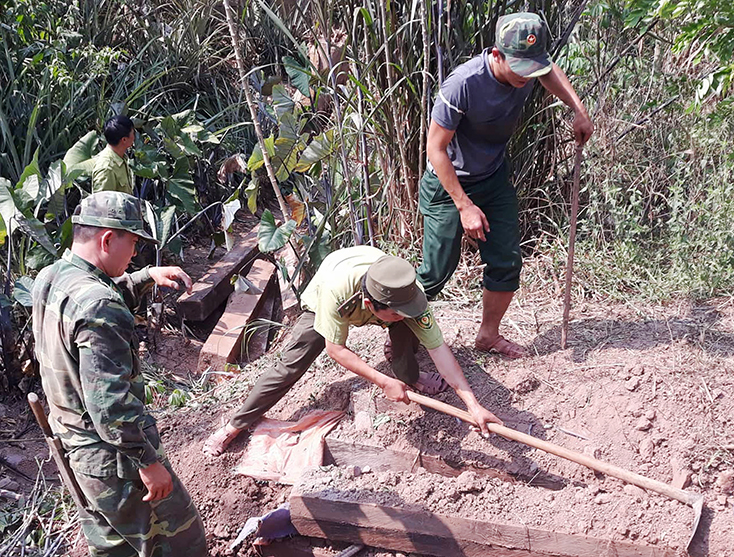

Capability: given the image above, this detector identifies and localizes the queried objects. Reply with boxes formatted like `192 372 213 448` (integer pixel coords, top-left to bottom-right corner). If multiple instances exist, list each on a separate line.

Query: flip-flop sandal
475 335 526 359
202 425 240 457
412 371 449 395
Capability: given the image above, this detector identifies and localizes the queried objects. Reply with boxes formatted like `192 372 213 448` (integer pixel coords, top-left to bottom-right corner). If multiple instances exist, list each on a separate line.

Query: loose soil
156 289 734 556
3 224 733 556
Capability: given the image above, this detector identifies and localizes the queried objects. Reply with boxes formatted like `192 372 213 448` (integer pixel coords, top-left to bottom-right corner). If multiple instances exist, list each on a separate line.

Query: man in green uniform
420 13 594 358
92 115 135 194
32 192 206 557
203 245 503 456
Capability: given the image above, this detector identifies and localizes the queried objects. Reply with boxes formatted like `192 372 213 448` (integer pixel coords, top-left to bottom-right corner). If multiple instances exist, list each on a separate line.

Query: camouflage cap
366 256 428 318
496 12 552 78
71 191 158 245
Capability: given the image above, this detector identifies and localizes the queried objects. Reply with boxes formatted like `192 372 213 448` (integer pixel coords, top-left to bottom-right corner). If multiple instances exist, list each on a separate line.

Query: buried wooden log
289 483 677 557
177 226 260 321
196 259 278 373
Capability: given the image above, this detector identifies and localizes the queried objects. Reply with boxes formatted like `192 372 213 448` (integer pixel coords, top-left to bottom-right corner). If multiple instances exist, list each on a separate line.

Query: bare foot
202 424 241 457
475 335 526 359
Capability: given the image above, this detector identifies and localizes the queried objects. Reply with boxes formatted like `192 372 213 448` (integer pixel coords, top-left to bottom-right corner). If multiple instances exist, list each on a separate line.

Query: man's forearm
427 147 472 211
326 343 391 388
539 63 587 114
427 343 482 411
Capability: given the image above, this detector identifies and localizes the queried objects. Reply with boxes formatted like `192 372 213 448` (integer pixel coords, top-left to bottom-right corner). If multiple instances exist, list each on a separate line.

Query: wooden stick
405 391 702 508
561 146 583 349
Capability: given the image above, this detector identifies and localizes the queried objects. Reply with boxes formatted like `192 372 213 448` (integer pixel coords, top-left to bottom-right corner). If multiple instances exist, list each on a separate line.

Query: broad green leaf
14 214 57 255
63 131 99 175
258 210 296 252
178 133 202 157
283 55 311 96
272 136 305 181
247 144 264 172
26 245 56 271
0 294 13 310
222 198 241 231
157 205 177 247
13 276 35 307
272 84 295 119
295 130 335 171
0 178 19 234
279 112 302 141
245 180 259 214
16 150 41 205
166 159 198 215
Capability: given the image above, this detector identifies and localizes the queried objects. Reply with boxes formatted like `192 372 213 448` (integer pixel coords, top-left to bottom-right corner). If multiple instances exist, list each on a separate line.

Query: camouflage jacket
32 250 160 479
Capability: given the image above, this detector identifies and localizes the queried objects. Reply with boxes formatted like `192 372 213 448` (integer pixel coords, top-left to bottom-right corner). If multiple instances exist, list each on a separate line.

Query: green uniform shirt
92 145 133 194
300 246 444 349
32 250 158 478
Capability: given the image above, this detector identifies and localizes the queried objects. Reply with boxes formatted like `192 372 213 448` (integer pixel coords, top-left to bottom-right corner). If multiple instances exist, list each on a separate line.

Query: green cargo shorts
416 161 522 296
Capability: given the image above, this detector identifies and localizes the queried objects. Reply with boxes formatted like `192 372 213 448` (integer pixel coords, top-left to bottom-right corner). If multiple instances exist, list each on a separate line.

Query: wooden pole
561 146 583 349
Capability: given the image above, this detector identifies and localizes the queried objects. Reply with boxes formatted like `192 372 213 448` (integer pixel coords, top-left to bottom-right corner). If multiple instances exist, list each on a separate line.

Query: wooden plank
196 259 276 373
177 226 260 321
324 437 515 484
242 280 281 362
290 487 677 557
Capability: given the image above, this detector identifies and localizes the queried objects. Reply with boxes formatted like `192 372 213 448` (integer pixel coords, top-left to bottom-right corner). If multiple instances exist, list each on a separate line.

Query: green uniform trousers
75 461 206 557
416 161 522 296
229 311 420 430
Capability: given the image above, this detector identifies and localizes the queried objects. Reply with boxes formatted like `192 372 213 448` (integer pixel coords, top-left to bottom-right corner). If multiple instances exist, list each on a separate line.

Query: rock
456 471 482 493
639 438 655 460
644 409 656 420
634 418 652 431
625 377 641 392
716 495 728 507
361 465 372 474
594 493 613 505
671 457 692 489
716 470 734 494
630 364 645 376
624 484 646 501
345 465 362 478
583 446 602 459
354 411 372 432
0 478 19 491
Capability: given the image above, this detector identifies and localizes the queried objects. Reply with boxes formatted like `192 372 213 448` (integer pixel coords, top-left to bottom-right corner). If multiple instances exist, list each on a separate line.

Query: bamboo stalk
222 0 290 225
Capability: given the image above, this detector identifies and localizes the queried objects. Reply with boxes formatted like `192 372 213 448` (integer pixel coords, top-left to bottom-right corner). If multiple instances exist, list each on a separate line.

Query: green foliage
258 210 296 252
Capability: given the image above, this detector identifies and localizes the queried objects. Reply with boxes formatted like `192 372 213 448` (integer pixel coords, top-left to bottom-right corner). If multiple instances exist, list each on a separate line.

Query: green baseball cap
72 191 158 245
365 256 428 318
496 12 552 78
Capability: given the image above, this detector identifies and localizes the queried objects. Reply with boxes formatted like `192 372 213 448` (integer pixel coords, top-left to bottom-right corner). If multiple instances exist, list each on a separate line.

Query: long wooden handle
406 391 701 507
28 393 53 437
561 146 583 349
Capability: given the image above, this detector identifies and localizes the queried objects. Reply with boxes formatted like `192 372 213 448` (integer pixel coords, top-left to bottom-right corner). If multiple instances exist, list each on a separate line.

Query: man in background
92 115 135 194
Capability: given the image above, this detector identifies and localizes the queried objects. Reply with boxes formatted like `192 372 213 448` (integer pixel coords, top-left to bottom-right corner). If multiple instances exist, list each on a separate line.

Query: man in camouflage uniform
32 192 207 557
203 245 503 456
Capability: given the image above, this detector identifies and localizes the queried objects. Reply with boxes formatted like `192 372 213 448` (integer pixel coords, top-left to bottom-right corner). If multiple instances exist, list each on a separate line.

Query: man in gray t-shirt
417 12 593 358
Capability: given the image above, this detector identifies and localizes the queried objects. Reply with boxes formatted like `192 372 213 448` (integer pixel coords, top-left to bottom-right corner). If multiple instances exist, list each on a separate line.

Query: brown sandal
413 371 448 395
202 425 241 457
475 335 526 359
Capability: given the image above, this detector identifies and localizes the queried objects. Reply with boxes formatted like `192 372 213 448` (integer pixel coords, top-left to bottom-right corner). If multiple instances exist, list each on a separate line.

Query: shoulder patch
336 291 363 318
415 309 435 330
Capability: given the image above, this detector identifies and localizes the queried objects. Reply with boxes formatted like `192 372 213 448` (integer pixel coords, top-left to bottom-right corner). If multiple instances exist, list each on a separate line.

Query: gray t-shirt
429 49 534 184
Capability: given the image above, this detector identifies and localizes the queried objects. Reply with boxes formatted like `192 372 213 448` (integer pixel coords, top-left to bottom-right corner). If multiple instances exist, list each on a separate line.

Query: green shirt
32 251 158 478
300 246 444 349
92 145 133 194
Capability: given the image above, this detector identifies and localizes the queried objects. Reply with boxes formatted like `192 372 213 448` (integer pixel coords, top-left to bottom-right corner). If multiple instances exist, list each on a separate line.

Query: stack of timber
175 227 284 373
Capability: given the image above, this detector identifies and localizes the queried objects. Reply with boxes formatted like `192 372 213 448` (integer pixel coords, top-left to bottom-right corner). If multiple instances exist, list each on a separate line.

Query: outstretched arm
538 63 594 146
427 342 503 434
325 340 409 403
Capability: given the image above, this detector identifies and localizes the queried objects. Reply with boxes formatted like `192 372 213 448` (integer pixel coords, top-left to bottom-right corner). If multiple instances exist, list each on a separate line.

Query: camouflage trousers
75 462 207 557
